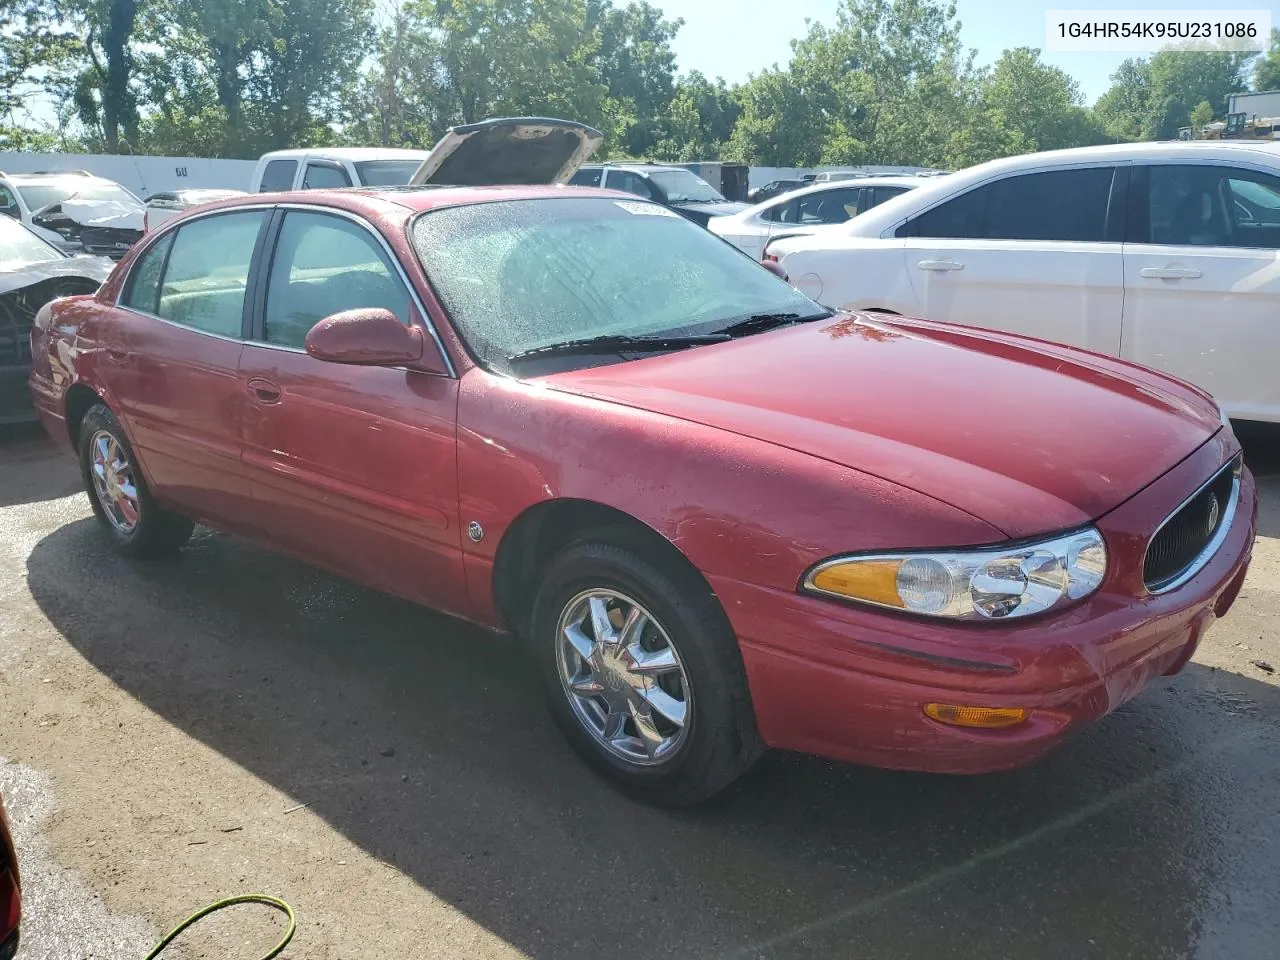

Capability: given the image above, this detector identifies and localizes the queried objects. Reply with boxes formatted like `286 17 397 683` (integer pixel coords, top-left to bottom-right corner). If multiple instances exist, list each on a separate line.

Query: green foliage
1094 46 1249 142
1255 29 1280 92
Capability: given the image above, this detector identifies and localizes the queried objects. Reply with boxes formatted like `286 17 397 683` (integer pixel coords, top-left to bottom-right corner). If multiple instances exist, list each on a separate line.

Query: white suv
771 140 1280 424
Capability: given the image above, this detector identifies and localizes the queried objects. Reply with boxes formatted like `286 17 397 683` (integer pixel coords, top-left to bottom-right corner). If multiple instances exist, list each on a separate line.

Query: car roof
257 147 432 162
189 183 628 219
846 139 1280 237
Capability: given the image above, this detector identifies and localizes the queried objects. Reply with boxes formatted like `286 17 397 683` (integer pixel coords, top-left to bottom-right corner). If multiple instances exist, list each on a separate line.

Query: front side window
607 170 652 199
302 162 352 190
413 197 822 374
796 188 861 225
569 168 603 187
909 168 1113 242
156 211 265 337
121 233 174 313
870 186 908 208
1146 165 1280 248
647 169 724 203
760 199 796 223
263 211 410 349
0 185 18 218
259 160 297 192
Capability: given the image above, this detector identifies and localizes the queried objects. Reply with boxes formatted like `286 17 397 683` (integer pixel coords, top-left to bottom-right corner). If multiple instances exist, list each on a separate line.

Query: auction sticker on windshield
615 200 678 217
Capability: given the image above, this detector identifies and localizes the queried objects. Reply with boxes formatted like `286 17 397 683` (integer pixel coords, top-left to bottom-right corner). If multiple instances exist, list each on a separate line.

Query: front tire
78 403 193 558
533 539 762 806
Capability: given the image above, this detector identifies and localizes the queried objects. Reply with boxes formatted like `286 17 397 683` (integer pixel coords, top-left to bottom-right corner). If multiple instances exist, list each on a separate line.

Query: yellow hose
142 894 296 960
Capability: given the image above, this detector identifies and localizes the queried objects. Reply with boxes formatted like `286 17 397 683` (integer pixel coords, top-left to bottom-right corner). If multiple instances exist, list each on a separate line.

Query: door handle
1140 266 1202 280
917 259 964 272
246 377 281 404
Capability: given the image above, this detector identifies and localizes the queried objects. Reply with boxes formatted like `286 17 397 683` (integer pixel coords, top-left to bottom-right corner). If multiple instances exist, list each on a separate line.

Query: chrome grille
1144 456 1240 593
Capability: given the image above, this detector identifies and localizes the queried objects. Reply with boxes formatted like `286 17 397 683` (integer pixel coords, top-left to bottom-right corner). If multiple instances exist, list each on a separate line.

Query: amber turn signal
923 703 1029 729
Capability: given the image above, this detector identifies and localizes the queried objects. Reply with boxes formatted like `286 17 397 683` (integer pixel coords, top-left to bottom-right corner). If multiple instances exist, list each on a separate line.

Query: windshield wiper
509 332 730 363
715 310 833 337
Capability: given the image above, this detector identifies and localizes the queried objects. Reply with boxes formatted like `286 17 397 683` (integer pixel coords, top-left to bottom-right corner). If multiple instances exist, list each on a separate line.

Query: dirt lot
1 423 1278 960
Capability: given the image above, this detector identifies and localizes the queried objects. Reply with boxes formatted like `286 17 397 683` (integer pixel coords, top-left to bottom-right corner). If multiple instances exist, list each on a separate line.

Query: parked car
770 140 1280 424
569 163 748 226
0 170 144 259
746 178 806 204
30 125 1255 805
810 170 869 183
0 792 18 960
144 189 247 232
710 176 921 258
1 217 112 424
251 117 604 193
252 147 433 192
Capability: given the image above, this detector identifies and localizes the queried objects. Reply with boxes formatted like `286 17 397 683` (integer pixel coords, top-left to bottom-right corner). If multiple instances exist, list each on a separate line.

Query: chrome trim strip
113 200 457 378
1144 456 1242 595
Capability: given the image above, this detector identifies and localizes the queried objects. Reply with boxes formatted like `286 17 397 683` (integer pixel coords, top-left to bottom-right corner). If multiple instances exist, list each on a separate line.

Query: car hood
0 253 113 295
45 197 145 231
537 313 1222 539
409 117 603 187
673 200 749 218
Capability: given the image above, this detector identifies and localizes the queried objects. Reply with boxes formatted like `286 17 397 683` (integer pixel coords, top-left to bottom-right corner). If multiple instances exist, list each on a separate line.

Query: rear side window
301 162 352 189
258 160 297 192
156 211 266 337
263 211 410 349
909 168 1113 242
607 170 653 199
570 168 603 187
761 199 796 223
122 233 174 314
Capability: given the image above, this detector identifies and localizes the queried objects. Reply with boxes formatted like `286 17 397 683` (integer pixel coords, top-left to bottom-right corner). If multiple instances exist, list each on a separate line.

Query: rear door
104 209 269 525
1122 162 1280 422
236 207 467 613
902 165 1125 353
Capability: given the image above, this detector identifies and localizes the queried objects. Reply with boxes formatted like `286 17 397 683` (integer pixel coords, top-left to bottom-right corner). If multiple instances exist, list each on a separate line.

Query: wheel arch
491 497 714 638
63 382 105 447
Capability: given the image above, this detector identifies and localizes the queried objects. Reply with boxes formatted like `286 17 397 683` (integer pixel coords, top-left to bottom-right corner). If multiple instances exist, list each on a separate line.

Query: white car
771 140 1280 424
143 189 246 232
0 170 144 258
251 147 432 192
709 176 921 258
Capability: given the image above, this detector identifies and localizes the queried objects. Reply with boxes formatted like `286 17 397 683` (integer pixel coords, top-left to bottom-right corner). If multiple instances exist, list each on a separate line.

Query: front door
1122 163 1280 422
102 209 268 527
902 165 1125 354
236 208 467 613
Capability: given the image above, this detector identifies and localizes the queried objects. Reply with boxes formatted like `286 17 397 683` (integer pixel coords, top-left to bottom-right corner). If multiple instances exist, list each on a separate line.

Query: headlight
802 528 1107 621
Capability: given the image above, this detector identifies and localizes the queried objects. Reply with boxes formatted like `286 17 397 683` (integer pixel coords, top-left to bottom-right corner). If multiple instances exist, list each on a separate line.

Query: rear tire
78 403 193 558
532 539 762 806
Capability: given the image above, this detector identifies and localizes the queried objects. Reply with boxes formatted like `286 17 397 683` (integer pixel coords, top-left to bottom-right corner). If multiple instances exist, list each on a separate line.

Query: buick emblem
1206 494 1220 535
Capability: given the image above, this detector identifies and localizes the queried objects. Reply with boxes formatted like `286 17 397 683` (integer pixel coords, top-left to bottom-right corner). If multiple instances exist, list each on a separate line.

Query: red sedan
28 125 1255 805
0 793 18 959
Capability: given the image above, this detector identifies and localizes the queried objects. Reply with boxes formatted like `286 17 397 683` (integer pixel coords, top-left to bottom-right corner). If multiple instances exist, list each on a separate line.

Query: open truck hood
409 117 603 187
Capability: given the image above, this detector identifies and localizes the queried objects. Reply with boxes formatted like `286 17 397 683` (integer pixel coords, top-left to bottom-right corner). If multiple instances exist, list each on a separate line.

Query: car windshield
647 169 724 203
355 160 426 186
413 196 821 373
17 180 140 211
0 215 63 266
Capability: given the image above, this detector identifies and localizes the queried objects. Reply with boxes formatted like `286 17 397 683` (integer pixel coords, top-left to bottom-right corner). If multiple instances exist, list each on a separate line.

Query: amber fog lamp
923 703 1029 729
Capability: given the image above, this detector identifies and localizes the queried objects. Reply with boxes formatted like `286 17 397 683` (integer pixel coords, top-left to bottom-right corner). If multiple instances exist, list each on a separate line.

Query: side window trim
1105 165 1130 243
248 204 457 377
243 207 284 341
116 207 272 341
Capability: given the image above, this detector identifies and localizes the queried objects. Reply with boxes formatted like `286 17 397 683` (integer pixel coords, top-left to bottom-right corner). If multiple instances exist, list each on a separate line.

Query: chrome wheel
555 589 693 766
89 429 140 534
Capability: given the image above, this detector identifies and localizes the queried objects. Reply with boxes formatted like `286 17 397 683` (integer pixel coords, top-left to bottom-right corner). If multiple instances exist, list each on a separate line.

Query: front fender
456 370 1003 627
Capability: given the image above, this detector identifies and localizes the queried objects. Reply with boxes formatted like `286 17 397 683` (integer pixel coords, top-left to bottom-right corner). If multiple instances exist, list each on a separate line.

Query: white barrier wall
0 152 257 197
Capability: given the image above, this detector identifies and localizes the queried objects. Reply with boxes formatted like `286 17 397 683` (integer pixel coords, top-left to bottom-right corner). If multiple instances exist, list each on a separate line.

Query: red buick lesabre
28 121 1256 805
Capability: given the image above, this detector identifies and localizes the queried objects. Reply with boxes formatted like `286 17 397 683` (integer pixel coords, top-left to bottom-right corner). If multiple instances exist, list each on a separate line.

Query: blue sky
655 0 1280 103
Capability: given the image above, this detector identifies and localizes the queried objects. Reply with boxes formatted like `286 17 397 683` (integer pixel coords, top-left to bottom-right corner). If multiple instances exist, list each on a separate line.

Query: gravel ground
0 422 1278 960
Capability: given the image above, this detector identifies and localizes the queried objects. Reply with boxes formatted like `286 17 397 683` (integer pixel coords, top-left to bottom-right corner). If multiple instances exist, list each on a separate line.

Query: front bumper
717 438 1257 773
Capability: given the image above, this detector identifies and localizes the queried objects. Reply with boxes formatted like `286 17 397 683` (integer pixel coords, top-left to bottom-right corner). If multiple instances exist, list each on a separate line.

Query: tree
1094 46 1249 142
1253 28 1280 91
588 0 681 156
650 71 738 160
981 47 1102 152
1189 99 1214 129
1092 58 1150 141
